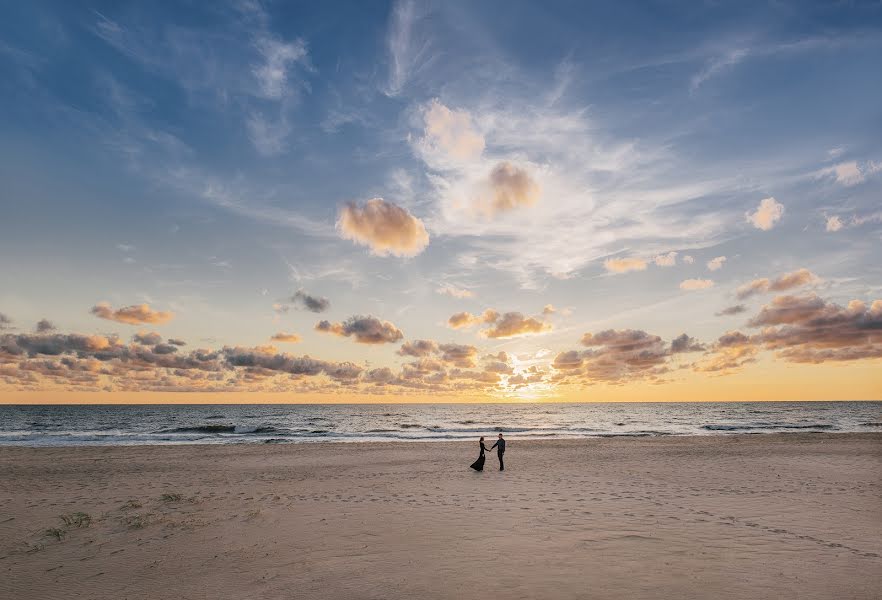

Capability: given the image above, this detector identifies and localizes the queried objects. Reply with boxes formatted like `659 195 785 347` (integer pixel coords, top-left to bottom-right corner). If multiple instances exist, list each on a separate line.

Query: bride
469 436 487 471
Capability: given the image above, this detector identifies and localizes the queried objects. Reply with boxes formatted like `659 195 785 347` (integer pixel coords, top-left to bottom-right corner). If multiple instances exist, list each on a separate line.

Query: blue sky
1 1 881 401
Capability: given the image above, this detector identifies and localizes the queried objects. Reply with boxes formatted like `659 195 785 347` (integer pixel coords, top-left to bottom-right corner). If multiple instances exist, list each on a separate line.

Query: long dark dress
470 441 486 471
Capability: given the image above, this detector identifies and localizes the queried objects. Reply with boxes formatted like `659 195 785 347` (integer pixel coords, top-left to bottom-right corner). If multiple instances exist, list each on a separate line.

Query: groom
489 433 506 471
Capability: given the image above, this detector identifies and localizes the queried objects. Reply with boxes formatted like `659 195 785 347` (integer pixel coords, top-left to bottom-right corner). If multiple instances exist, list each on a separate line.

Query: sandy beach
2 433 880 599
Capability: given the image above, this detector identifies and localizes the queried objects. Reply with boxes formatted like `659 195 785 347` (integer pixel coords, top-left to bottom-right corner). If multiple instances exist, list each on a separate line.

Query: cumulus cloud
437 343 478 367
35 319 56 333
91 302 174 325
0 313 12 330
706 256 727 271
447 309 497 330
682 255 695 264
419 99 485 162
680 278 714 290
736 268 820 300
697 294 882 370
397 339 438 357
746 197 784 231
337 198 430 257
716 304 748 316
436 284 474 299
447 308 550 338
542 304 556 315
604 257 647 274
271 332 302 343
315 315 404 344
292 289 330 313
826 215 843 232
481 312 551 339
474 162 541 217
553 329 701 384
133 331 163 345
653 252 677 267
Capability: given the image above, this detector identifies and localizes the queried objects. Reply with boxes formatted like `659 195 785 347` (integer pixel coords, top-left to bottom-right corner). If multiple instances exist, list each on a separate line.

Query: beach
2 433 880 599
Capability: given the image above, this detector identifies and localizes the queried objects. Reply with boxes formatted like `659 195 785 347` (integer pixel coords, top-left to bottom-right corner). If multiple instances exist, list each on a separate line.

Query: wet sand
2 433 880 599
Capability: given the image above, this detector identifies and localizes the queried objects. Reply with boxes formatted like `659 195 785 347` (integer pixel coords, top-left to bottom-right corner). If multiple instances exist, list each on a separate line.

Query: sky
1 0 881 403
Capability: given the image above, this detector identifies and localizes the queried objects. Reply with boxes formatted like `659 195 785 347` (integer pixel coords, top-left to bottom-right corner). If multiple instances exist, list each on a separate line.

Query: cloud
670 333 706 353
682 255 695 264
436 284 473 299
398 339 438 357
437 343 478 367
736 268 820 300
315 316 404 345
133 331 163 345
604 257 647 274
35 319 56 333
691 48 748 92
653 251 677 267
474 162 541 217
91 302 174 325
271 332 302 343
542 304 556 315
447 309 497 330
553 328 700 384
337 198 430 257
746 197 784 231
826 215 843 232
292 290 330 313
680 278 714 290
481 312 551 339
0 313 12 330
385 0 429 96
419 99 484 162
251 37 308 101
706 256 726 271
697 294 882 370
815 160 881 187
716 304 748 316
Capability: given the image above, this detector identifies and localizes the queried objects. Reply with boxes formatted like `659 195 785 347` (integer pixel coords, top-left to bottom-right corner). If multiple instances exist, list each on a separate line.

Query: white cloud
436 284 474 299
385 0 430 96
604 257 648 274
825 215 843 232
706 256 726 271
653 251 677 267
691 48 748 92
746 197 784 231
418 99 485 163
682 255 695 264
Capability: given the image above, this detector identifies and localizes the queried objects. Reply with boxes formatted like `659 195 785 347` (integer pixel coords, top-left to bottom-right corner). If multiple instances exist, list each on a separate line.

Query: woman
469 436 486 471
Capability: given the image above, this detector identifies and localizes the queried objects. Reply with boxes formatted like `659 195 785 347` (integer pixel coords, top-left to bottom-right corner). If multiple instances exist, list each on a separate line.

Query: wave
702 423 835 431
157 424 285 435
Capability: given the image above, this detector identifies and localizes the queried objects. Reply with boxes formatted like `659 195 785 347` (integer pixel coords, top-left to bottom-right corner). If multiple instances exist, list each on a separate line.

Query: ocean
0 402 879 446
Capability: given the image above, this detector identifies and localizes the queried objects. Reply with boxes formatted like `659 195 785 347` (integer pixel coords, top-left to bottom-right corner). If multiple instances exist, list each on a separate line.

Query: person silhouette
469 436 486 471
489 433 506 471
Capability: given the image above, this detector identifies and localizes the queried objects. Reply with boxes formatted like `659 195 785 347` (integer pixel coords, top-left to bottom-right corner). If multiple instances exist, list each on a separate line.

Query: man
489 433 506 471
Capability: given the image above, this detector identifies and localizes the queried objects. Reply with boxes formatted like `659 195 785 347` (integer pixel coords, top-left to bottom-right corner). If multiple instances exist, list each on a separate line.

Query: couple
470 433 506 472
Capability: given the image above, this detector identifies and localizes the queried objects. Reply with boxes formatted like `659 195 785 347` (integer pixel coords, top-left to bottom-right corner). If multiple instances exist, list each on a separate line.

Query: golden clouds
337 198 429 257
90 302 174 325
736 268 819 300
680 278 714 290
447 309 551 338
604 257 647 273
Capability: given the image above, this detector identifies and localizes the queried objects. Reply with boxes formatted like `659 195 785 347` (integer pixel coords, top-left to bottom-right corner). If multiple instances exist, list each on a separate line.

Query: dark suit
490 438 506 470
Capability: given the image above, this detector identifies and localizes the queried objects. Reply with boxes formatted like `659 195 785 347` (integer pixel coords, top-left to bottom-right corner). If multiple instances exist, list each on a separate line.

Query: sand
1 433 880 599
